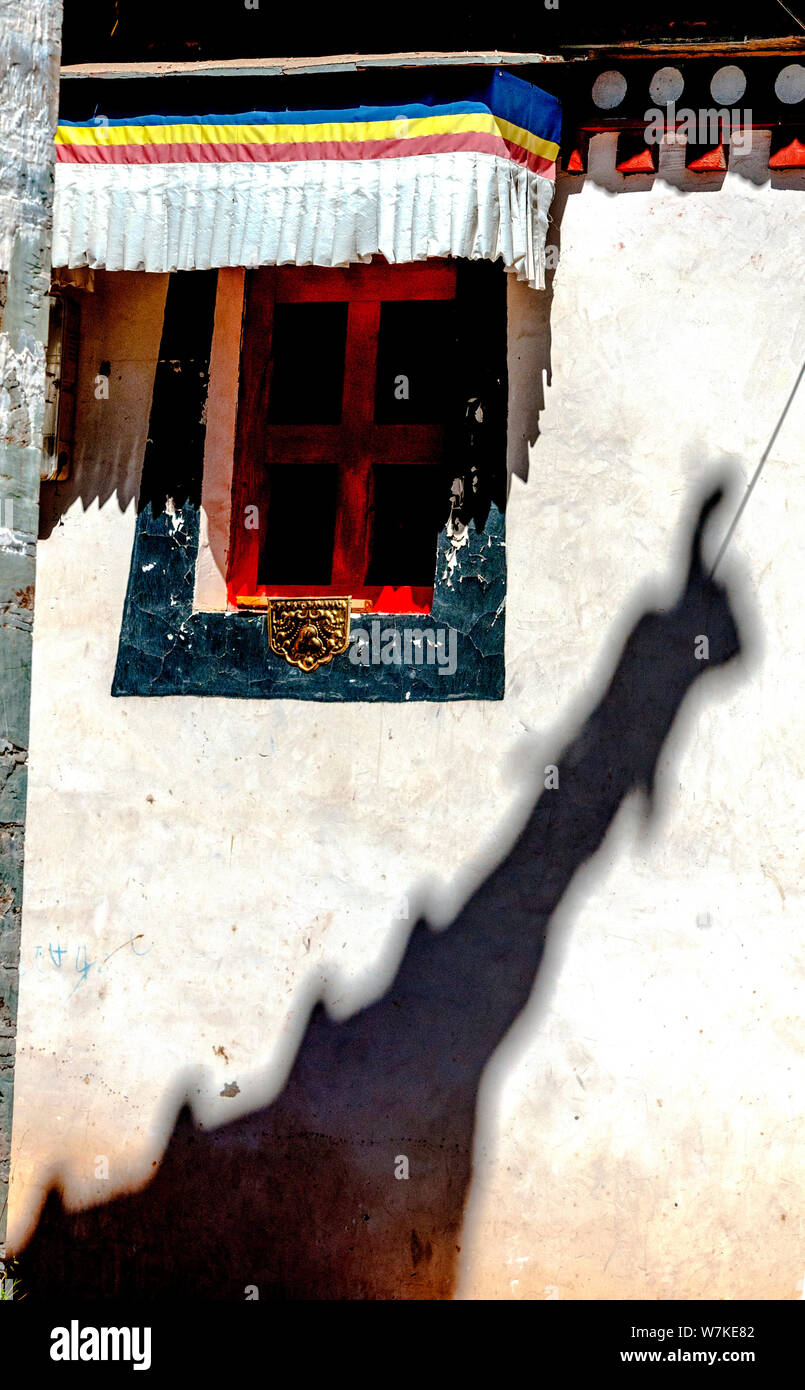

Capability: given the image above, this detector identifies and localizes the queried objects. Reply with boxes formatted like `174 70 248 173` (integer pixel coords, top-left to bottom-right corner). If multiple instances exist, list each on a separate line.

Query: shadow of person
17 487 744 1300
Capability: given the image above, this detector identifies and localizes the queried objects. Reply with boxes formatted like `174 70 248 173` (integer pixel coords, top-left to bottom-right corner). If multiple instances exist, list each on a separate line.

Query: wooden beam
59 50 560 80
560 36 805 60
59 36 805 80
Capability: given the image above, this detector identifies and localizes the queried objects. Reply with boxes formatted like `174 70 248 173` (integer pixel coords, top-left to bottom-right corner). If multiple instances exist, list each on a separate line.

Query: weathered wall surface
0 0 61 1267
8 132 805 1297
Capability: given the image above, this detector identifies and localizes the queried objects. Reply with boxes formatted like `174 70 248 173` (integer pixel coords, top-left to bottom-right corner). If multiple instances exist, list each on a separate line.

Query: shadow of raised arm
17 490 744 1301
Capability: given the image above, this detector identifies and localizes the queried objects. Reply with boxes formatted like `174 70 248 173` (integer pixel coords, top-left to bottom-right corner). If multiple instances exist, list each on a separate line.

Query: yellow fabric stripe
495 116 559 162
56 114 559 162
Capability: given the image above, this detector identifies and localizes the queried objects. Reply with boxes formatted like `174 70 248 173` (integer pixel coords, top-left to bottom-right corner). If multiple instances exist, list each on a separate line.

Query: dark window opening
365 464 445 588
258 463 338 586
267 303 347 425
374 301 457 425
228 257 505 615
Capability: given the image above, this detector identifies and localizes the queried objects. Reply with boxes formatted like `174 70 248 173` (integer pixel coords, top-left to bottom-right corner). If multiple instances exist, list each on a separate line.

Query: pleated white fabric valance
52 69 561 289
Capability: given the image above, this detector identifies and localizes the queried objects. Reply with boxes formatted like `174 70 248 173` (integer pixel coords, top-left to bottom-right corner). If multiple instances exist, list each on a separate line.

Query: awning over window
52 70 561 289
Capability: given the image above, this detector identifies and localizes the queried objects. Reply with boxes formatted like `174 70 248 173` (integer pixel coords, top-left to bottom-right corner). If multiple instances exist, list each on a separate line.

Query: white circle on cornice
592 70 627 110
710 65 746 105
775 63 805 104
649 66 684 105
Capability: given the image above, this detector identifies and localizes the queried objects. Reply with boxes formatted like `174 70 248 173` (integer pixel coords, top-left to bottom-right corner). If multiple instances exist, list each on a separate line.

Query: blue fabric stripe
473 69 562 146
59 68 561 144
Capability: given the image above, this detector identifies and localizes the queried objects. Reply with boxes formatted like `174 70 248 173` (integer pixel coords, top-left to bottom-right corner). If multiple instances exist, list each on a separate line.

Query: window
227 261 459 614
113 261 508 702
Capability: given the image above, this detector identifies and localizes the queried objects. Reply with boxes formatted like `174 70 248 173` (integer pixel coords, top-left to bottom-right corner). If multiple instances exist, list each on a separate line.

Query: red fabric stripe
57 131 556 177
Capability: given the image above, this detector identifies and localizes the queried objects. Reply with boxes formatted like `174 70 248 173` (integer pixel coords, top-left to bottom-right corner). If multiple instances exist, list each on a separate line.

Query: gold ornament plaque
267 597 352 672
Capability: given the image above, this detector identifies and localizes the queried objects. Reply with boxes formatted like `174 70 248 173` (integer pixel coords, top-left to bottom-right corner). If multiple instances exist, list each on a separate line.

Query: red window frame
227 259 457 614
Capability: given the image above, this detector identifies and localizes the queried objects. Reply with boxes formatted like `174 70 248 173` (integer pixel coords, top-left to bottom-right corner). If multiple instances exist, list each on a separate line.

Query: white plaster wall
9 133 805 1298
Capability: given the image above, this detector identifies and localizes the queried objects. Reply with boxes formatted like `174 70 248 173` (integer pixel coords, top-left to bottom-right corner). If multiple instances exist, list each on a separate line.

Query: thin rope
774 0 805 34
710 357 805 577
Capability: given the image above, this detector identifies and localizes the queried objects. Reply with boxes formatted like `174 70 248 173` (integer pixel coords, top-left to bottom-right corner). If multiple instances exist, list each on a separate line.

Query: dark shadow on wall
17 487 746 1300
38 271 171 541
505 174 576 486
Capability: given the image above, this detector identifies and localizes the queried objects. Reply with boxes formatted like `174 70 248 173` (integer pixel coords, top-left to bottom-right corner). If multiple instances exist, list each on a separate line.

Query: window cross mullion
331 300 380 590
